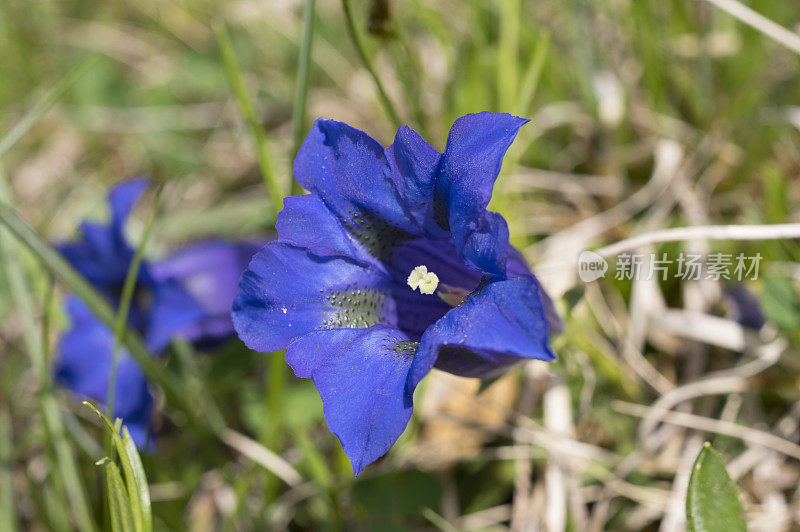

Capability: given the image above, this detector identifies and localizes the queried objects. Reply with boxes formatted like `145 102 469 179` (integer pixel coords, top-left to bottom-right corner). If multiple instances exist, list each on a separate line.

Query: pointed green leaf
686 443 747 532
84 402 151 532
0 407 18 532
103 460 134 532
122 427 152 532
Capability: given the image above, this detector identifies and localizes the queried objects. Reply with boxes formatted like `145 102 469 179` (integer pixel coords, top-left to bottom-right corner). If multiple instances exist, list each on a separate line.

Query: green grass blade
106 185 162 426
122 427 151 532
0 200 210 438
84 403 151 532
41 395 98 531
497 0 520 112
515 31 550 116
101 459 134 532
291 0 317 195
0 406 18 532
112 426 144 531
214 23 284 210
0 55 98 158
292 425 333 488
0 169 97 532
154 198 275 241
686 442 747 532
42 281 98 532
170 339 226 435
263 351 288 502
41 483 71 532
341 0 402 127
0 172 42 367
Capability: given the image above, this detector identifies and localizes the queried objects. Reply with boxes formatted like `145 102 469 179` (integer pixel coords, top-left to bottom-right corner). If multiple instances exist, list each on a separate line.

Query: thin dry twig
220 429 303 487
544 375 572 532
531 140 684 295
596 223 800 258
613 401 800 461
701 0 800 55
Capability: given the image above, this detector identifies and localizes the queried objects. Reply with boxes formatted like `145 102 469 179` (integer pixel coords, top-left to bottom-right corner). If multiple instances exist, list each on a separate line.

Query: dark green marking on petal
392 340 419 359
322 284 387 329
342 209 415 261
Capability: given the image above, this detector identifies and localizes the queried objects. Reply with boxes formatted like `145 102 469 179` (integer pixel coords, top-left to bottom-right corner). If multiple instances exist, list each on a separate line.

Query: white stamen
407 265 439 295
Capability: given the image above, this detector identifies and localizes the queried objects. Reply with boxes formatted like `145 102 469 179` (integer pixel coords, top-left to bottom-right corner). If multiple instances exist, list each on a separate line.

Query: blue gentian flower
724 284 765 330
55 178 260 447
233 112 559 474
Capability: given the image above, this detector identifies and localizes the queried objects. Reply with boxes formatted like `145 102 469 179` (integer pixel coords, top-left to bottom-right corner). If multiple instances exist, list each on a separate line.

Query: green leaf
122 427 152 532
562 284 585 314
340 0 401 127
761 274 800 332
686 443 747 532
102 459 134 532
353 470 442 530
291 0 317 197
0 407 18 532
85 402 152 532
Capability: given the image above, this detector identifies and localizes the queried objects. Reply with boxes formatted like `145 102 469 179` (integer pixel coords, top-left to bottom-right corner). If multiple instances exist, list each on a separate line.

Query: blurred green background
1 0 800 529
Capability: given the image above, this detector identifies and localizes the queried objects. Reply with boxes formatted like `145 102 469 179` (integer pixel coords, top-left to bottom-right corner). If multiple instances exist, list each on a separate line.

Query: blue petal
55 297 153 448
233 242 390 353
79 221 121 265
294 119 422 259
145 279 207 352
150 240 262 342
385 126 443 236
59 233 128 290
725 284 765 330
108 177 149 230
275 194 377 266
408 275 555 389
58 178 154 291
285 325 417 475
113 357 154 449
506 246 563 335
459 211 511 276
435 112 528 274
505 246 531 277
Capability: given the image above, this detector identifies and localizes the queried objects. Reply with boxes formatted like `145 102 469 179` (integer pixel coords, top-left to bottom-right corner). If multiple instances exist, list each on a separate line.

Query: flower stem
105 184 163 447
291 0 317 196
215 22 284 212
263 351 287 502
341 0 402 128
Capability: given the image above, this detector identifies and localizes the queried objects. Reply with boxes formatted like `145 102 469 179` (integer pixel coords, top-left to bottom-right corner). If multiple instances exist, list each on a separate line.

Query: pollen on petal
407 265 439 295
